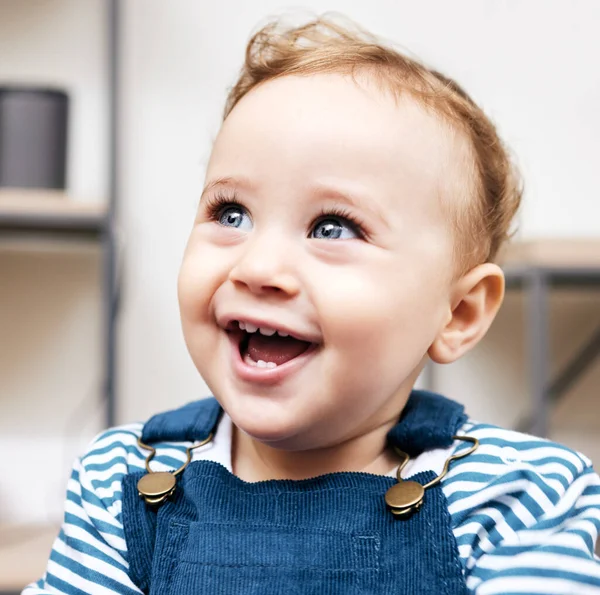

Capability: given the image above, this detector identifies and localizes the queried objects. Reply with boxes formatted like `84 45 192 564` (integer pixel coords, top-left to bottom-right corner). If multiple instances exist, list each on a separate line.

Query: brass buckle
385 435 479 518
136 433 213 506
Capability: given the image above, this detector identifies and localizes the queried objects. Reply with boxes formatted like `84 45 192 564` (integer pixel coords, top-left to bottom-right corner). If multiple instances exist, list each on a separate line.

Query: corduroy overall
122 390 469 594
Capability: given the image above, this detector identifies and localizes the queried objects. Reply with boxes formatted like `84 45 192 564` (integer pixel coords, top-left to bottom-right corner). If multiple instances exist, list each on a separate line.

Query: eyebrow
200 175 255 200
201 176 388 229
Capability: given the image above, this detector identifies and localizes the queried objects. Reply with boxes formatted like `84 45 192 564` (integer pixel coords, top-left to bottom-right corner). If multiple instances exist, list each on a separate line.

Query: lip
226 330 318 386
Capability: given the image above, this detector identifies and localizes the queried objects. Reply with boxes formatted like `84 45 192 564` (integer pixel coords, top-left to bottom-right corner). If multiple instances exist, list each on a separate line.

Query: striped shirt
24 413 600 594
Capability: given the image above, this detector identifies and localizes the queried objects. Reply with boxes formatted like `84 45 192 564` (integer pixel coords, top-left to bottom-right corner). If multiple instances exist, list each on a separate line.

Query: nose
227 232 301 297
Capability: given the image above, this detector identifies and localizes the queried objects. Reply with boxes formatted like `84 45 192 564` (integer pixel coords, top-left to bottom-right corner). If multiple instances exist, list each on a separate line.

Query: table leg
527 270 550 437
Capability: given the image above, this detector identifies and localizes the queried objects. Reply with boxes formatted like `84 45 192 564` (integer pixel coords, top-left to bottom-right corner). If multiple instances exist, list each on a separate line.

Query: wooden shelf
0 524 58 592
0 189 108 236
500 238 600 268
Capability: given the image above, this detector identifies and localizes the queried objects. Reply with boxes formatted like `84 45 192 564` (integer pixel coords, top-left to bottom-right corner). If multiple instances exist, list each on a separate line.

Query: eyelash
313 205 368 240
203 191 239 221
202 191 369 240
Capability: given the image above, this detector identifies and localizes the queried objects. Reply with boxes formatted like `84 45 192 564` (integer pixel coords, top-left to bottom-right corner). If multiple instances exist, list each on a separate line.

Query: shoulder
78 400 229 494
78 421 195 514
446 419 594 503
81 422 146 474
444 420 600 584
82 421 195 472
445 419 596 523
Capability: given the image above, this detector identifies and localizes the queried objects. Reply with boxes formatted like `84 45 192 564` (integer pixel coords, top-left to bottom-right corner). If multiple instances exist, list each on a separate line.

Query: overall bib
122 390 469 594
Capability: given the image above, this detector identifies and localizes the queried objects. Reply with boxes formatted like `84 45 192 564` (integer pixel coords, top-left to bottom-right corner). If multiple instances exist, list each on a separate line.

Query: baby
26 16 600 595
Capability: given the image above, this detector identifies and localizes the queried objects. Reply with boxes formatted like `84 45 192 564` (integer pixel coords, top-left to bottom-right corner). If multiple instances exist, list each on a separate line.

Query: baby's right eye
202 191 253 231
218 205 252 229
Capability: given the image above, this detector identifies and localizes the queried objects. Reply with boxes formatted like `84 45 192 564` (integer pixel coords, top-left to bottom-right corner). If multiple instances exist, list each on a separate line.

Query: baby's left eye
310 217 359 240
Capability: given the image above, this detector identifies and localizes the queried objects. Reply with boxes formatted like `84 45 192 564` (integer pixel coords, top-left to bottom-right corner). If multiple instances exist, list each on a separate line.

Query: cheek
177 257 207 324
178 241 228 324
177 247 228 380
313 260 445 370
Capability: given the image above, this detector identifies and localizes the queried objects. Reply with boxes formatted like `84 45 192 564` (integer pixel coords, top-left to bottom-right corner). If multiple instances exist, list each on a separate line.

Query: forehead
208 73 456 224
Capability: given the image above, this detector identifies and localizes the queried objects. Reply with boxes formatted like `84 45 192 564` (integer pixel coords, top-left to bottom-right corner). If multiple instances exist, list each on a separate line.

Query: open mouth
228 321 315 370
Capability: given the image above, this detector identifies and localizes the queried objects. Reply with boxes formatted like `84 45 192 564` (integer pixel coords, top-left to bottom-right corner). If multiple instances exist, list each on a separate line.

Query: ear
428 263 505 365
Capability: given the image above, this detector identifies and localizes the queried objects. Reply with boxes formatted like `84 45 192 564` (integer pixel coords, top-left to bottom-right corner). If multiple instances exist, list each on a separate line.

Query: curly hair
223 15 522 272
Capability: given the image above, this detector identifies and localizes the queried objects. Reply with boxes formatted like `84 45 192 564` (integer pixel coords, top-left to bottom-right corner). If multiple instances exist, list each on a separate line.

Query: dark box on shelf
0 86 69 190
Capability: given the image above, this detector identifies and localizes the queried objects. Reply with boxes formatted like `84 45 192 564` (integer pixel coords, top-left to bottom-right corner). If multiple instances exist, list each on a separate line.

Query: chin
231 406 298 443
224 397 314 449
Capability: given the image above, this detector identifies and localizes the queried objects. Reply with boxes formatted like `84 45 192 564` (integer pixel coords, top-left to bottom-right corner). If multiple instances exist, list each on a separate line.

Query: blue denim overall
122 390 469 594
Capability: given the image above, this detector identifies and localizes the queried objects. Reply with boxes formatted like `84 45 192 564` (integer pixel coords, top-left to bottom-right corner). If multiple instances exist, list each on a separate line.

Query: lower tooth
243 354 277 369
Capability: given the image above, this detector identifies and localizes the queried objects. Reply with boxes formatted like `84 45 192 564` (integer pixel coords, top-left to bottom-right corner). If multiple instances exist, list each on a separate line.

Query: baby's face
178 73 459 450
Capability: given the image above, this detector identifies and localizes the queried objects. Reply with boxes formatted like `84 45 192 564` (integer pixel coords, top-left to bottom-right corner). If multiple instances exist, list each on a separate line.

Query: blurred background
0 0 599 589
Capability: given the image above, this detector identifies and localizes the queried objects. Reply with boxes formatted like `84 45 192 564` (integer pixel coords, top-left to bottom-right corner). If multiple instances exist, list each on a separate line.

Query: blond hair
223 15 522 272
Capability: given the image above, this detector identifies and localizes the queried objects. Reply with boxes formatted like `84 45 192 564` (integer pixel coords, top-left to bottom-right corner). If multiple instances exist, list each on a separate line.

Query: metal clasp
136 433 213 506
385 435 479 518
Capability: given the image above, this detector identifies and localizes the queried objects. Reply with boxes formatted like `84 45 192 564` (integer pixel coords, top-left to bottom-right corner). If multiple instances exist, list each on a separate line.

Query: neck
231 422 401 482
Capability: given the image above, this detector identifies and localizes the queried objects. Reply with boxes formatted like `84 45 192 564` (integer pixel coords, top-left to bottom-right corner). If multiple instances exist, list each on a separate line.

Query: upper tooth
237 321 291 337
259 326 276 336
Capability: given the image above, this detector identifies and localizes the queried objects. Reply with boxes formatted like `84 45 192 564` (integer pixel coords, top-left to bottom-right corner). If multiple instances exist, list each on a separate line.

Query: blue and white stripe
24 419 600 594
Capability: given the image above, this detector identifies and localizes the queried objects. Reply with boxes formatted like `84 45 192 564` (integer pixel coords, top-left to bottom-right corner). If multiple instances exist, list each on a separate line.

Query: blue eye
218 206 252 231
311 218 359 240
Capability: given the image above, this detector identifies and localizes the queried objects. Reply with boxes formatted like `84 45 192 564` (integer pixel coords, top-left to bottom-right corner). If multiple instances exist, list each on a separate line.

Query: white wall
1 0 599 524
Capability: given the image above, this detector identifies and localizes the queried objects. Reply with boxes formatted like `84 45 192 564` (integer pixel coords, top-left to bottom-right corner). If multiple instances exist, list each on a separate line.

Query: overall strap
141 396 222 444
122 397 222 594
386 389 467 457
